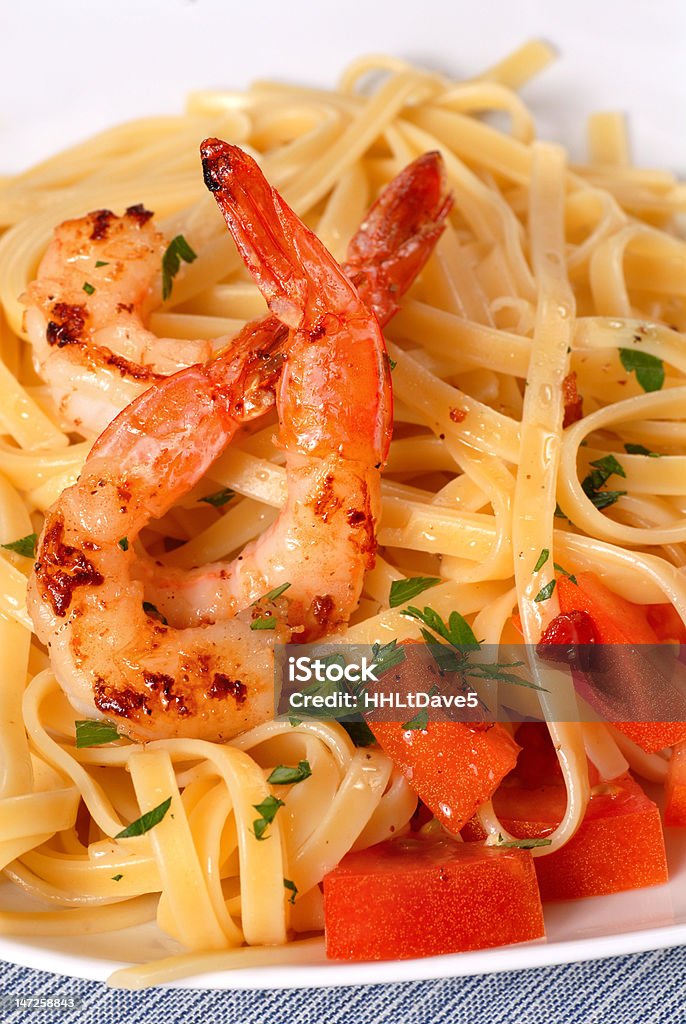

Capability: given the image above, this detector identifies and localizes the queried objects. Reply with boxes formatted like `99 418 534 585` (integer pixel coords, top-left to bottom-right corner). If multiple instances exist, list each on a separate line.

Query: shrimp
23 155 450 436
26 142 419 741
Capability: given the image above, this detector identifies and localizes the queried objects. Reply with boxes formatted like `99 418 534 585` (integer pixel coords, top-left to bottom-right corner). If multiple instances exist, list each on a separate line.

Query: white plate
1 0 685 990
1 826 685 987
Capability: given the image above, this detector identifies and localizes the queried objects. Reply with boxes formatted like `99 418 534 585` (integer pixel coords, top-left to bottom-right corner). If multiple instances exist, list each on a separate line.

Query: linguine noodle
0 41 684 986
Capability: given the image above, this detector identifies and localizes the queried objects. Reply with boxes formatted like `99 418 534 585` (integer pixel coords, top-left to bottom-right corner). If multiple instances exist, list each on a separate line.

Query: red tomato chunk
665 741 686 827
465 772 667 900
370 721 519 835
323 836 544 960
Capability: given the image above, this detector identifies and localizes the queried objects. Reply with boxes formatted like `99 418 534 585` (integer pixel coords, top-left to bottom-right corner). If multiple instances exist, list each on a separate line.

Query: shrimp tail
346 151 453 324
200 138 392 466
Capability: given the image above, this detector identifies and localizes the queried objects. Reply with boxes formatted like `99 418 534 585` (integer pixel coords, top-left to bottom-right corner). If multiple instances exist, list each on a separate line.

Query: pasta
0 41 685 986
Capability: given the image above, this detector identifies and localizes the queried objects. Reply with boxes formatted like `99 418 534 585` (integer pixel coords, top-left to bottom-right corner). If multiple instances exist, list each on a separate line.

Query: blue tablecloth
0 945 684 1023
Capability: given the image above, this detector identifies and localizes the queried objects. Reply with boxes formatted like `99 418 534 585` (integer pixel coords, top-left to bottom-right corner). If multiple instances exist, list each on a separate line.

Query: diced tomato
512 722 563 788
556 573 659 645
370 720 519 835
556 573 686 753
665 742 686 826
464 772 668 900
647 603 686 644
323 835 545 960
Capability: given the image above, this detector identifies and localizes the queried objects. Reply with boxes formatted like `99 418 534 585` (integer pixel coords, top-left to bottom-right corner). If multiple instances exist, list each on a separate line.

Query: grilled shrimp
28 142 440 742
23 156 450 436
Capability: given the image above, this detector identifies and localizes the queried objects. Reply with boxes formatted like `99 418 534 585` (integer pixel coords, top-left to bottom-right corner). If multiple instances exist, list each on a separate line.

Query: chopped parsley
624 443 662 458
250 615 277 631
401 605 544 690
342 721 376 747
115 797 172 838
267 760 312 786
533 549 549 573
199 487 235 508
534 579 556 603
389 576 441 609
619 348 664 393
369 639 406 677
581 454 627 511
388 357 397 371
553 563 577 585
283 878 298 904
82 282 95 296
1 533 37 558
111 874 124 882
401 709 429 731
161 234 197 301
255 582 291 605
75 719 121 748
494 833 552 850
118 537 129 551
251 795 285 841
94 260 109 268
142 601 168 625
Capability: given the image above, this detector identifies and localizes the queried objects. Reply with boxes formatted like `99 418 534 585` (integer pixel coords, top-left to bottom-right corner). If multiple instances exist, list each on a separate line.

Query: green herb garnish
115 797 172 838
142 601 168 625
553 563 577 585
250 615 277 631
82 282 95 296
401 709 429 731
199 487 235 508
111 874 123 882
494 833 552 850
161 234 197 301
95 260 109 268
342 721 376 747
254 583 291 605
619 348 664 393
624 443 662 458
75 719 121 748
581 454 627 511
534 580 556 603
118 537 129 551
283 878 298 904
533 549 549 573
389 576 441 609
267 760 312 786
251 795 285 841
369 639 406 678
1 533 37 558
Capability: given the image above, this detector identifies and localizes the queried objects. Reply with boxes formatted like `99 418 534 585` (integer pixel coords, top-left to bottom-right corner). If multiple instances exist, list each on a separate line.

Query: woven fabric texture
0 946 684 1023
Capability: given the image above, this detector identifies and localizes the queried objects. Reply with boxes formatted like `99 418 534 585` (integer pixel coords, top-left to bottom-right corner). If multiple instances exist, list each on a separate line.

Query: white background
1 0 685 175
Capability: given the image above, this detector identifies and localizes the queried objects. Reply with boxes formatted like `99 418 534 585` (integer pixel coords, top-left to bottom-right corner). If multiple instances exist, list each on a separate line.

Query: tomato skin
665 742 686 827
464 772 668 900
556 572 686 753
323 835 545 960
370 721 519 835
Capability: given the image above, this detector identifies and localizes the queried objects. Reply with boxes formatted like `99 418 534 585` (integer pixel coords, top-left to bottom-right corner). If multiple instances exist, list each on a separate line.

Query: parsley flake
533 549 549 573
161 235 197 301
254 582 291 605
553 563 577 585
115 797 172 838
389 576 441 608
111 874 124 882
495 833 552 850
118 537 129 551
94 260 109 268
402 709 429 731
619 348 664 393
1 533 37 558
75 719 121 748
283 878 298 904
250 615 277 631
267 760 312 786
534 580 556 603
142 601 168 625
342 721 376 747
581 454 627 511
199 487 235 508
624 443 662 458
252 795 285 841
82 282 95 296
369 639 406 678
